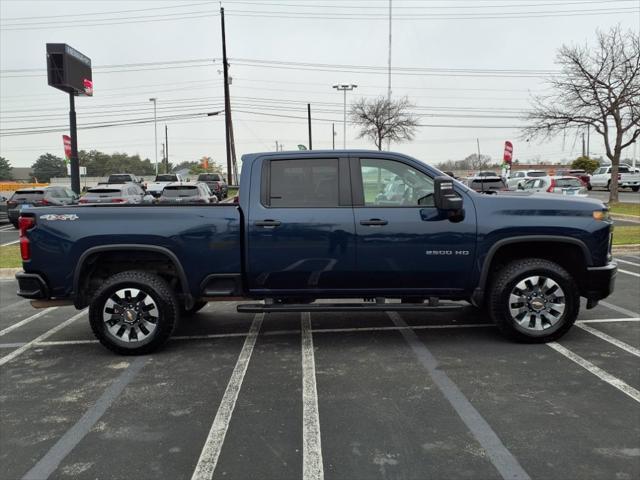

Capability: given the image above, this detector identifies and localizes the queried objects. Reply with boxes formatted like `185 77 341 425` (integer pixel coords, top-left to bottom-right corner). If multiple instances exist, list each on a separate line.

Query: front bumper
584 262 617 306
16 272 49 299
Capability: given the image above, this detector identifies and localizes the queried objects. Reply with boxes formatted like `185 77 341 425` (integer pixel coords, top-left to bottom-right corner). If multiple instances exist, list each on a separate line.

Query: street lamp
332 83 357 149
149 97 158 175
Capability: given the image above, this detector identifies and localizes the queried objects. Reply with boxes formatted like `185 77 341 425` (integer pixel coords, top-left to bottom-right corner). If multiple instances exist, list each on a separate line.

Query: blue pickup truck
15 150 616 354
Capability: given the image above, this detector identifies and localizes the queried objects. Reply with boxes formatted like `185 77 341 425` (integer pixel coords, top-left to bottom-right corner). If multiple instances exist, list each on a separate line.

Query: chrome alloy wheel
103 288 158 343
508 276 566 332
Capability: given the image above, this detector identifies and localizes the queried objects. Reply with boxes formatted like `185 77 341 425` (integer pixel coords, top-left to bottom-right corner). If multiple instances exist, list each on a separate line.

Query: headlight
592 210 610 221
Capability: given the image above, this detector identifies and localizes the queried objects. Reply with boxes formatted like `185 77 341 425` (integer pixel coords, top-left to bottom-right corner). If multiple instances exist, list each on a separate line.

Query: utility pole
68 93 80 194
581 131 586 157
275 140 279 152
220 7 237 185
332 123 335 150
307 103 312 150
333 84 357 149
161 143 165 173
149 97 158 176
164 124 169 173
476 138 482 164
586 126 590 158
386 0 392 151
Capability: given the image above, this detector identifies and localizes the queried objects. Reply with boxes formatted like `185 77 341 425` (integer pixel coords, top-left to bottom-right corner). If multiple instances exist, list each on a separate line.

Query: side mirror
517 183 524 190
434 176 463 211
140 178 144 182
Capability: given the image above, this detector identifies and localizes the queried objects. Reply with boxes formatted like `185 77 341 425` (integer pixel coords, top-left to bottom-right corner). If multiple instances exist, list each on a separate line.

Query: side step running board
237 303 464 313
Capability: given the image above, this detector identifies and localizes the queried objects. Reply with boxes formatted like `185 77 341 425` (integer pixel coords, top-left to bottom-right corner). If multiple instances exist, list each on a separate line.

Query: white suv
506 170 547 190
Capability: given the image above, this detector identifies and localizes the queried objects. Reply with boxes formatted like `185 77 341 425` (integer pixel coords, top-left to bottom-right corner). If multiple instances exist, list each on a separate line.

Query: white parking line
0 299 29 312
615 258 640 267
599 301 639 318
22 357 147 480
0 310 86 367
0 225 15 231
578 317 640 323
0 239 19 247
547 342 640 403
619 269 640 278
191 313 263 480
576 323 640 357
388 312 531 480
301 313 324 480
0 307 57 337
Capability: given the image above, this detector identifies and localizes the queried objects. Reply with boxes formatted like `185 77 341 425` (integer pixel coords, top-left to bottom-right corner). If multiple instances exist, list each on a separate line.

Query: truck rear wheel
89 271 178 355
488 259 579 343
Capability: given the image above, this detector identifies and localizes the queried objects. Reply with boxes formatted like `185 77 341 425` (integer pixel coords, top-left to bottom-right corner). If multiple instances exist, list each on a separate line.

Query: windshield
155 175 177 182
198 174 221 181
470 179 505 190
108 175 132 183
555 178 583 188
85 189 121 197
10 190 44 201
528 171 546 177
162 186 199 197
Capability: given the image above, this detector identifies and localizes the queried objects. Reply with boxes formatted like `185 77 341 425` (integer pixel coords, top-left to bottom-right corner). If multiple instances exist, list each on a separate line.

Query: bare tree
523 26 640 202
350 96 419 150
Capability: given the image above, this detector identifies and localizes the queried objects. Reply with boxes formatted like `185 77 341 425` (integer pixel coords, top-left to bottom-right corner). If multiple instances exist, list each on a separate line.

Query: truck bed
22 204 242 300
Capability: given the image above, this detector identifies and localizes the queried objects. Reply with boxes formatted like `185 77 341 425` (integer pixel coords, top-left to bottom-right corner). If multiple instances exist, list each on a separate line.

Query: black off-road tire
89 271 179 355
632 186 639 193
488 258 579 343
181 300 207 317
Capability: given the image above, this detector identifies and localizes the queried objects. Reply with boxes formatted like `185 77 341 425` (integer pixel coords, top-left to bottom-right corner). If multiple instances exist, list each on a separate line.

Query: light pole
332 84 357 149
149 97 158 175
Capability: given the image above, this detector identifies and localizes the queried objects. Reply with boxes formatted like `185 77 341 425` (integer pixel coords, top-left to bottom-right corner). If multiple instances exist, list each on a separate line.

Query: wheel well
484 241 588 296
75 249 188 308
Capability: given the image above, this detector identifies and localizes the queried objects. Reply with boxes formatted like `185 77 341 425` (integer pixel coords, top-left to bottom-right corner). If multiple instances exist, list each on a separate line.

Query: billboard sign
46 43 92 96
503 141 514 164
62 135 72 163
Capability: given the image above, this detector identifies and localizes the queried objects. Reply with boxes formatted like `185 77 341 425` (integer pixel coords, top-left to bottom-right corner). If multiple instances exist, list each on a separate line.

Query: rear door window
11 190 44 202
267 158 340 207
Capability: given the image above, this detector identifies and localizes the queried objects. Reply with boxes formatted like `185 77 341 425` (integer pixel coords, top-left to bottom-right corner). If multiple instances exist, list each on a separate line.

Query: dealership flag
62 135 72 163
503 141 513 164
83 78 93 96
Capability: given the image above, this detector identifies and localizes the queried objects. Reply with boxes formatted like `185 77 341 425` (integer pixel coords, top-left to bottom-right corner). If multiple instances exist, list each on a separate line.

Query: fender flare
471 235 592 306
73 244 192 308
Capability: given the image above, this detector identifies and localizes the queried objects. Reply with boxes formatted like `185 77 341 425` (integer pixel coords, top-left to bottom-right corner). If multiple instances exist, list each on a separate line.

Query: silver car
79 183 148 204
520 176 587 196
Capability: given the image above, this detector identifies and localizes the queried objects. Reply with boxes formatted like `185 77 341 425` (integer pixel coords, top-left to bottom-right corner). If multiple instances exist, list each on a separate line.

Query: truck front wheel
89 271 179 355
488 259 579 343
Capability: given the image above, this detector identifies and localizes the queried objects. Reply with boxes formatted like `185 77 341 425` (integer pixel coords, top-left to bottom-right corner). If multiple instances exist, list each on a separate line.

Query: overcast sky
1 0 639 171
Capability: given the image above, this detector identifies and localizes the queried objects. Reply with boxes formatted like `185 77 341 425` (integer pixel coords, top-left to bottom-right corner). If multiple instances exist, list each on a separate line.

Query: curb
612 213 640 223
0 268 20 278
612 244 640 255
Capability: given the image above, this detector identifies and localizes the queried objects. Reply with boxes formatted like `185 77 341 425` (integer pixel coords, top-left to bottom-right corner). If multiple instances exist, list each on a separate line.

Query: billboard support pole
68 93 80 194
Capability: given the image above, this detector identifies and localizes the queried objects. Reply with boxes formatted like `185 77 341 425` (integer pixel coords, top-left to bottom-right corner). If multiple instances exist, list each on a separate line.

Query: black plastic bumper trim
15 272 49 299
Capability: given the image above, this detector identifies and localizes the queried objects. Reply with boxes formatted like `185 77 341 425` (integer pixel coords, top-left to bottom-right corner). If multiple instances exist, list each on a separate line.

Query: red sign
62 135 72 162
83 78 93 96
503 140 513 164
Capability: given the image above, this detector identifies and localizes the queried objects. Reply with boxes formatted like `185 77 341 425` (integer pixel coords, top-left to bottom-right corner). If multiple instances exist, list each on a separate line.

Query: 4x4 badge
40 214 79 221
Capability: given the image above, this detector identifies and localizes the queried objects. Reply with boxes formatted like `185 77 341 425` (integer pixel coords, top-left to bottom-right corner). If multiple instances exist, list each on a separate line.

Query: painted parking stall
0 272 639 479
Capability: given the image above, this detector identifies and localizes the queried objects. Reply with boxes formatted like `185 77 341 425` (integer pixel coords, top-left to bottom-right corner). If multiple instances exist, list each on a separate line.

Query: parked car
157 182 217 204
0 195 8 224
555 169 591 190
197 173 228 199
145 173 184 198
519 176 588 196
15 150 616 354
107 173 144 187
590 165 640 191
475 171 499 177
506 170 547 190
466 175 507 193
79 183 148 204
7 186 78 227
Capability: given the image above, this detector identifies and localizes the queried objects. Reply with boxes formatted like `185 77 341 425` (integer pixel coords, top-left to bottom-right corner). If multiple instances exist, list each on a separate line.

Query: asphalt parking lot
0 257 639 480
